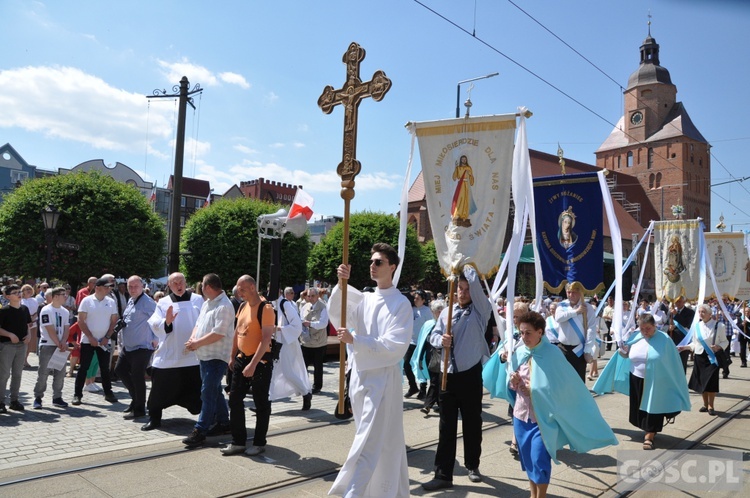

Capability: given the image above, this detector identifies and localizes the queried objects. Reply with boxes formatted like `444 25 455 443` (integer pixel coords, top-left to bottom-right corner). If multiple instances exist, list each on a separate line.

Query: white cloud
157 58 218 86
292 142 305 149
233 144 258 155
170 137 211 158
0 65 173 152
269 142 285 149
264 92 279 105
219 72 250 89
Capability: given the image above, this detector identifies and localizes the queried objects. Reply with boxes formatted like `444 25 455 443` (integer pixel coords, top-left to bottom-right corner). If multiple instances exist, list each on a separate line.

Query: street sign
56 241 80 251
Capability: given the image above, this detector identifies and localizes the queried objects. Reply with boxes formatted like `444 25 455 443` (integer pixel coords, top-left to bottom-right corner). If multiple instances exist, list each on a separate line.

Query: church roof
596 102 707 153
408 170 426 203
626 34 673 90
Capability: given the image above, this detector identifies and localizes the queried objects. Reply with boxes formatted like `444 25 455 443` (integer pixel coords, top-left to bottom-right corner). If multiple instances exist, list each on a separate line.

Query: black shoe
182 429 206 446
417 385 427 400
123 404 134 414
124 410 146 420
422 478 453 491
311 387 321 394
302 393 312 411
405 386 419 398
420 406 430 415
141 420 161 431
722 372 729 379
52 398 68 408
468 469 482 483
741 363 747 368
207 423 231 437
9 400 24 412
72 396 82 406
0 404 6 414
104 392 118 403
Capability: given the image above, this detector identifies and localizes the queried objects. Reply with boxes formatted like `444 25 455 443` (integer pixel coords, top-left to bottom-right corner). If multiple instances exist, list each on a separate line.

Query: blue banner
533 172 604 294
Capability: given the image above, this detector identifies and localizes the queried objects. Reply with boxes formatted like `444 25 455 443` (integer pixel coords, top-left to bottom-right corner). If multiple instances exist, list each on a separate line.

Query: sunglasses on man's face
370 259 385 267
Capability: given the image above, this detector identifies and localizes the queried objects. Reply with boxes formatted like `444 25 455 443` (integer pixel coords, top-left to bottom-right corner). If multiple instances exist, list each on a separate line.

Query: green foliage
307 211 423 290
419 239 448 294
180 197 309 290
0 172 166 285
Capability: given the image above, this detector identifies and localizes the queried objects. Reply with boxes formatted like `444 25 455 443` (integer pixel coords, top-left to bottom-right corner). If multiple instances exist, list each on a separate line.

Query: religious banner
412 115 515 278
736 235 750 301
704 232 748 300
532 172 604 294
654 220 702 302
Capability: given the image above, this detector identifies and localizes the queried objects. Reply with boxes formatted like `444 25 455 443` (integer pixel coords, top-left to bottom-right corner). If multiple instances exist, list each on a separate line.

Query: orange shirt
236 301 274 356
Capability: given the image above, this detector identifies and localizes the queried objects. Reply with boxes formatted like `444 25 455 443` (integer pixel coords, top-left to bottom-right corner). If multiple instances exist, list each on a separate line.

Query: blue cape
410 318 435 384
592 330 691 415
483 335 618 463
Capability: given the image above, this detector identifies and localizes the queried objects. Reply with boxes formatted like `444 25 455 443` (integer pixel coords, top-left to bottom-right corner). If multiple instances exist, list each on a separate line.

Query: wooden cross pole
318 42 391 418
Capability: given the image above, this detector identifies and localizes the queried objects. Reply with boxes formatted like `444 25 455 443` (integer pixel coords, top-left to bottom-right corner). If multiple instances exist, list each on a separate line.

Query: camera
114 318 126 334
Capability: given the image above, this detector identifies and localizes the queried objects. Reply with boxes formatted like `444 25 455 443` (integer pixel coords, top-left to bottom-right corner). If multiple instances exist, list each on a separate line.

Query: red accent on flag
289 189 314 221
203 192 211 208
451 170 466 215
149 187 156 203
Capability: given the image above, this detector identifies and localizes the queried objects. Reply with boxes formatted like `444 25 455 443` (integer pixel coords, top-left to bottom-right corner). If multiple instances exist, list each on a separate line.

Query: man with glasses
300 287 329 394
33 287 70 409
329 243 412 498
0 285 33 413
72 277 119 406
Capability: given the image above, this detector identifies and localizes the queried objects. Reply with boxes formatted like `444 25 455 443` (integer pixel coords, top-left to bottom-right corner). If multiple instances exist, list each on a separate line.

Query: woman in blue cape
593 313 690 450
499 311 617 498
410 299 446 415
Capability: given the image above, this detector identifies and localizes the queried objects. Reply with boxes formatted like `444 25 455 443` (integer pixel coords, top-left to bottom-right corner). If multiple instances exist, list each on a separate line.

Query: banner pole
441 278 457 391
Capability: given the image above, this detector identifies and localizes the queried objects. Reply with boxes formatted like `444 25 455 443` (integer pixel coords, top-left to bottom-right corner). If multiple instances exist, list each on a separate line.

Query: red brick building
595 32 710 223
239 177 301 206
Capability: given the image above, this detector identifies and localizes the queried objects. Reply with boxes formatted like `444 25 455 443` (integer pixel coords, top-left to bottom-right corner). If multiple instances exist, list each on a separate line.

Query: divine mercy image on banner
413 115 515 279
533 172 603 294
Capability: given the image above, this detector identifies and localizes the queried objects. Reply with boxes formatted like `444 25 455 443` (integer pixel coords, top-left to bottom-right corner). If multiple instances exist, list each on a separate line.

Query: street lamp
456 72 499 118
41 204 59 283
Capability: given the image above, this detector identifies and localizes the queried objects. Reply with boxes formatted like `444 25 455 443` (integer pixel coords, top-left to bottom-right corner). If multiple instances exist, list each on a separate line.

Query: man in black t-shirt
0 284 33 413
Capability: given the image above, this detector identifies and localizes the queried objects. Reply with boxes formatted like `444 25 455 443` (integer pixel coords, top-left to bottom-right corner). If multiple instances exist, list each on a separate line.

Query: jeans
195 359 230 433
0 342 26 404
34 345 67 400
114 348 154 412
228 354 273 447
75 344 113 397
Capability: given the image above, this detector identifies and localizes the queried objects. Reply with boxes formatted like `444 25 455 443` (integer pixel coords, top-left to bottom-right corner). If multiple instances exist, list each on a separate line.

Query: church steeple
626 23 673 91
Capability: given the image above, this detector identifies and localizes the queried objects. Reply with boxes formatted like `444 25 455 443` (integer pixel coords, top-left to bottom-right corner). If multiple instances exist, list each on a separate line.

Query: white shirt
628 337 649 379
148 292 204 369
39 304 69 344
78 294 118 343
554 300 598 355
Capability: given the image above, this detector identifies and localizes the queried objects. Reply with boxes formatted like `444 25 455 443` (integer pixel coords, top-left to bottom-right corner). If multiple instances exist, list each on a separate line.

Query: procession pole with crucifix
318 42 391 418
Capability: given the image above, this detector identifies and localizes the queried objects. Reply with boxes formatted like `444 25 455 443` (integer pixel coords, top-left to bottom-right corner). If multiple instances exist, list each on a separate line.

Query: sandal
509 442 519 456
699 406 708 413
664 417 676 425
642 439 654 450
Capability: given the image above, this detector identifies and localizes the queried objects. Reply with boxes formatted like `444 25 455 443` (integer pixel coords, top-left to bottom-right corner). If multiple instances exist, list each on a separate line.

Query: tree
0 172 166 285
307 211 422 290
180 197 309 290
420 239 449 294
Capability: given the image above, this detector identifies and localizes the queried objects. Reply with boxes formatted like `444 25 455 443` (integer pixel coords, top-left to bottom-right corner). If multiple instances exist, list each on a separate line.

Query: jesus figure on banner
451 155 476 227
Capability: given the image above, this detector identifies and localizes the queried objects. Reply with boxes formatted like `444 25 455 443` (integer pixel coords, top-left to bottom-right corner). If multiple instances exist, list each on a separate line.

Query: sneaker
33 398 43 409
404 386 420 398
468 468 482 483
52 398 69 408
9 400 24 412
220 444 246 456
245 445 266 456
0 404 6 414
182 429 206 447
84 383 102 393
206 422 231 437
71 396 82 406
422 478 453 491
104 392 118 403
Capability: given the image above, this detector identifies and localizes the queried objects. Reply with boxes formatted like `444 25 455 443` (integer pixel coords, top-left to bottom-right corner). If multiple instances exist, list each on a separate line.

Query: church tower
595 25 710 224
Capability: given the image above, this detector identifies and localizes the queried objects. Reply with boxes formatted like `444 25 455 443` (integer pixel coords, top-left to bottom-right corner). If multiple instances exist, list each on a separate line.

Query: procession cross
318 42 391 418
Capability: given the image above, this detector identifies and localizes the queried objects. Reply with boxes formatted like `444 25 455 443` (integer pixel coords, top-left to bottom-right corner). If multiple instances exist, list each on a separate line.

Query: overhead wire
412 0 747 219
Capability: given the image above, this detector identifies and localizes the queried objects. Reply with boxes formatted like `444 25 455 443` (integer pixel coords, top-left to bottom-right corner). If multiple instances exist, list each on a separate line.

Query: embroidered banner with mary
412 114 515 278
533 172 604 294
704 232 745 300
654 220 702 302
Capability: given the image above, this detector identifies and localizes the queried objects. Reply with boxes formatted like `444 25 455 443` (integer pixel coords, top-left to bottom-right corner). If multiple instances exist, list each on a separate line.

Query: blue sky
2 0 749 230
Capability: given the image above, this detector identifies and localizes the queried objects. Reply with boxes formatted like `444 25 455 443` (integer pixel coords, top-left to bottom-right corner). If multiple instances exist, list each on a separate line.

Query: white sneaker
85 383 103 393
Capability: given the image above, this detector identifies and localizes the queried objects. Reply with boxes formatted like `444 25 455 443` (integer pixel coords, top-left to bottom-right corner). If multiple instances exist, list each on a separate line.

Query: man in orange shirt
221 275 275 457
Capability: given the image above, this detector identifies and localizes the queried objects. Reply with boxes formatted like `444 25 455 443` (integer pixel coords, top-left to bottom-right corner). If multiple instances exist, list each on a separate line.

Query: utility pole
147 77 203 273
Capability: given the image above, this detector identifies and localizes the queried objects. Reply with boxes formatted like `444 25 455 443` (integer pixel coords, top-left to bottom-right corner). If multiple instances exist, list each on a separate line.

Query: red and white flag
149 186 157 204
288 189 314 220
203 191 211 208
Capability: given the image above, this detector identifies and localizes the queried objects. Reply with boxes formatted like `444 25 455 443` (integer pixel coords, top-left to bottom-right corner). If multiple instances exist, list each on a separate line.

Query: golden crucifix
318 42 391 418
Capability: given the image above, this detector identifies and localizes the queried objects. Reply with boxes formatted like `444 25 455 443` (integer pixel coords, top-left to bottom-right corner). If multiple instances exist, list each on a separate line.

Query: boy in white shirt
33 287 70 409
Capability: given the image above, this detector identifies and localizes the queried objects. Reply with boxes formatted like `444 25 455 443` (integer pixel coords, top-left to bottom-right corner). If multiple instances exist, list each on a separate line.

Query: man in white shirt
270 287 312 410
72 277 119 405
33 287 70 409
554 281 597 382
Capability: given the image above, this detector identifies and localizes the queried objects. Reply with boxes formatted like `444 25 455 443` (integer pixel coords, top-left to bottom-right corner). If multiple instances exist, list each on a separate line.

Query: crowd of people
2 254 749 497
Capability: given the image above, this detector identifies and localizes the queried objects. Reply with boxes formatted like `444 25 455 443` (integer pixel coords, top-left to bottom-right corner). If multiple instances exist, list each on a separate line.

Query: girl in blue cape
493 311 617 498
593 313 690 450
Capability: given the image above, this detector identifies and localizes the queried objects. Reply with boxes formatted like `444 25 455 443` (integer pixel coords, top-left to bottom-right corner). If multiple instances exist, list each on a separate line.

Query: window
627 151 633 168
649 174 655 189
180 216 186 227
181 196 186 207
617 155 621 169
655 172 662 188
647 148 654 169
195 198 203 209
10 170 29 184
